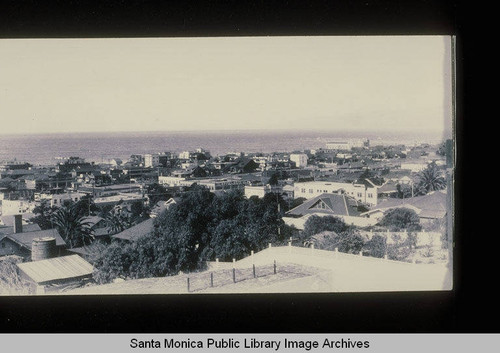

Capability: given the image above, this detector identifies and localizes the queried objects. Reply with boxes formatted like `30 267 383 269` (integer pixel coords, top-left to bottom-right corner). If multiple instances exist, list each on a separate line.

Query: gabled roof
112 218 155 242
17 255 93 284
82 215 104 227
286 193 360 217
377 181 398 193
6 229 66 249
362 190 447 219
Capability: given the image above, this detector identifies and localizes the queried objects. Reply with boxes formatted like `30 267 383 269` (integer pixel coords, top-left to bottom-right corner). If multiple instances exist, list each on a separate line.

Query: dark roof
6 229 66 249
112 218 155 242
377 181 398 193
0 223 42 235
286 193 360 217
82 215 104 227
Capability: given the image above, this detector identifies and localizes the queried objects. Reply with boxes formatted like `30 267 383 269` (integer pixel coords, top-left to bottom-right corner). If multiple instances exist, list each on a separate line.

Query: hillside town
0 137 452 295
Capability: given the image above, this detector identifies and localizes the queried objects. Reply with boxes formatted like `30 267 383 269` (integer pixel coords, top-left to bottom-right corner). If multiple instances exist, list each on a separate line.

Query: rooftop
17 255 93 285
112 218 155 242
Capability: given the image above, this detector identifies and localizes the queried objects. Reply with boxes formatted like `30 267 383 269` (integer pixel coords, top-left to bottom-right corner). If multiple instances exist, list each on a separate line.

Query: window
357 193 362 198
1 242 5 248
368 193 373 198
309 189 313 193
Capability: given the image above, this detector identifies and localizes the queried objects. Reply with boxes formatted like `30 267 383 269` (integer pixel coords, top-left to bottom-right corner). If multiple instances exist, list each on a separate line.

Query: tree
416 162 446 195
146 183 172 206
378 208 422 232
396 183 413 199
336 230 366 254
363 235 387 258
268 173 279 186
32 199 58 230
104 211 131 235
93 186 289 283
301 215 349 240
51 203 94 248
73 194 98 217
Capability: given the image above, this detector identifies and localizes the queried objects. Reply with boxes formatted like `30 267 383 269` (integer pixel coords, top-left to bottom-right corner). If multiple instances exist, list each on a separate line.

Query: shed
17 255 93 286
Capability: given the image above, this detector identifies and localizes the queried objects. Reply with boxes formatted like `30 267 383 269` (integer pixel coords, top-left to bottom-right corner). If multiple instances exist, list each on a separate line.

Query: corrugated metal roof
17 255 93 284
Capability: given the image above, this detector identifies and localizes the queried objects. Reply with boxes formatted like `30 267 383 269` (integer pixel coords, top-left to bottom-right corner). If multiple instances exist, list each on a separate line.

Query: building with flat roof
294 181 378 206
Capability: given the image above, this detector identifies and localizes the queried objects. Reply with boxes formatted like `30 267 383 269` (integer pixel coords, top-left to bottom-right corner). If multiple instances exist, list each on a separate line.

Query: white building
158 176 194 187
1 199 35 215
294 181 378 206
326 139 365 150
400 162 428 173
244 185 270 198
290 153 308 168
35 192 87 207
178 151 191 160
144 154 160 168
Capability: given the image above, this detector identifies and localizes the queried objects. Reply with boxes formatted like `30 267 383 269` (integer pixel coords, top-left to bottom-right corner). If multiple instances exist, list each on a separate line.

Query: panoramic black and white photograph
0 36 454 295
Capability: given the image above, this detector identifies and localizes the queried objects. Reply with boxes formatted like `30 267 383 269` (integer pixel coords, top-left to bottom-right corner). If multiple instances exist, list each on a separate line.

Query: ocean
0 129 444 166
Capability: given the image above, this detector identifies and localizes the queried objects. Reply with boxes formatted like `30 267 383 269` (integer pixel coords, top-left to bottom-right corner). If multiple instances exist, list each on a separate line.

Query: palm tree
104 204 132 235
104 212 130 235
416 162 446 195
51 203 94 248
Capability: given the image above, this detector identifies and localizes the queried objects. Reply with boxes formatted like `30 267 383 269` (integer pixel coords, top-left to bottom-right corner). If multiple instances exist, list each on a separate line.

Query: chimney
14 214 23 234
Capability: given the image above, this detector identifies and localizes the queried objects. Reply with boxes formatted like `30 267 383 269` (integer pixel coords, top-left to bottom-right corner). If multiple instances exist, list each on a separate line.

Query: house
223 157 259 174
82 215 110 239
286 193 362 218
1 227 66 260
150 197 180 218
284 193 376 229
361 190 447 224
17 254 93 293
294 181 378 206
376 181 399 199
112 218 155 242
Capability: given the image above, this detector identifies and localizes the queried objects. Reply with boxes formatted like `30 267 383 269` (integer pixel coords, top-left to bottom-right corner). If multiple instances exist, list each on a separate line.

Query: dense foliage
93 187 290 283
51 202 94 248
301 215 350 240
416 162 446 195
378 208 422 232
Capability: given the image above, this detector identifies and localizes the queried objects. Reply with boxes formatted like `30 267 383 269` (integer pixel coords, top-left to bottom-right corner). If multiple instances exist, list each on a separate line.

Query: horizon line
0 126 449 137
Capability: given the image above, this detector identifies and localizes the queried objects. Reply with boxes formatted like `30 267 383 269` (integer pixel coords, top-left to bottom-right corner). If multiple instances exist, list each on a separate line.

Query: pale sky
0 36 452 136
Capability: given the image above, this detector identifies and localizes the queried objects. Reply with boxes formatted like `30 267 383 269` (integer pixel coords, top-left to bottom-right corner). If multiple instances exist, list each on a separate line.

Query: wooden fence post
273 260 276 274
187 277 190 292
232 258 236 283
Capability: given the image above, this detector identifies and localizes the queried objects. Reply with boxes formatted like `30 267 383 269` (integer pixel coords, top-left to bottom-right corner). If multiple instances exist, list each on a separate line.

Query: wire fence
185 261 279 292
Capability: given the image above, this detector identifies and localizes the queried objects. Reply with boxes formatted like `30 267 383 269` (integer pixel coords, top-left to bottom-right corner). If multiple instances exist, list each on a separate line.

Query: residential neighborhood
0 137 453 295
